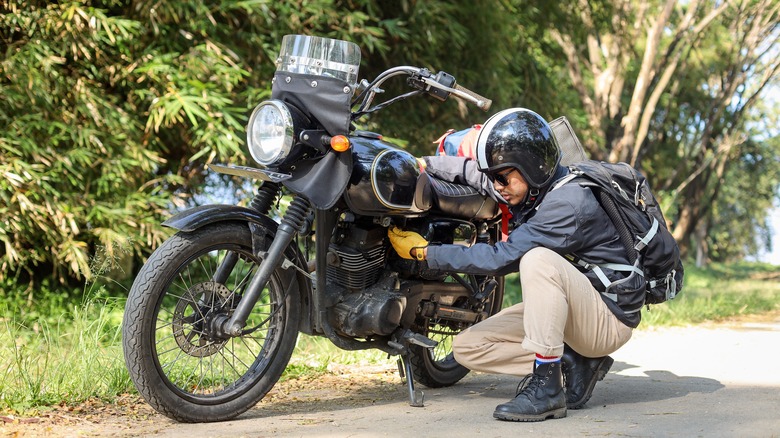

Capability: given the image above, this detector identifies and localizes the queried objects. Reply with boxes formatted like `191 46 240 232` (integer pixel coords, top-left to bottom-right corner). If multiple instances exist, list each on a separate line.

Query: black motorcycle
122 35 505 422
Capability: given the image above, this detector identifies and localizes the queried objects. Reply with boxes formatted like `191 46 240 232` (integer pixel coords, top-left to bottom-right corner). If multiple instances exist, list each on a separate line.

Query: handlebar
419 76 492 111
454 84 493 112
353 66 492 115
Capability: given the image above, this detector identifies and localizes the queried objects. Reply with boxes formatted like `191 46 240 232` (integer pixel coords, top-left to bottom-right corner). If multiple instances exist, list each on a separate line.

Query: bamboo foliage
0 0 495 285
1 2 175 282
0 0 402 284
0 0 778 286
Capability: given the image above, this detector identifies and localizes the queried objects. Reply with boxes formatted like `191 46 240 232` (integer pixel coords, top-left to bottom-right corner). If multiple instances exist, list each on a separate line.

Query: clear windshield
276 35 361 85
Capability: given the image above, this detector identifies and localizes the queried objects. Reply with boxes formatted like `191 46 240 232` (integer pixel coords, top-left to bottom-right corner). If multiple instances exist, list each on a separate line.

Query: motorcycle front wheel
409 275 504 388
123 221 300 422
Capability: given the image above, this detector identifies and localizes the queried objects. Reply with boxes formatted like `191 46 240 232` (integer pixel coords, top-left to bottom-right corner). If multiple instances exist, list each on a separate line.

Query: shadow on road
239 358 727 421
602 359 726 405
242 372 406 420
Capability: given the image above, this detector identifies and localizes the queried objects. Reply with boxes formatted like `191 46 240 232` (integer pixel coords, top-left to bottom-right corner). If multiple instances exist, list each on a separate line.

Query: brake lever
407 69 456 102
406 69 430 92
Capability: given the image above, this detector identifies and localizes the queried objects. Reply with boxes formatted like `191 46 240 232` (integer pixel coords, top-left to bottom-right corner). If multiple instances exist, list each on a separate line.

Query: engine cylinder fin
327 244 385 289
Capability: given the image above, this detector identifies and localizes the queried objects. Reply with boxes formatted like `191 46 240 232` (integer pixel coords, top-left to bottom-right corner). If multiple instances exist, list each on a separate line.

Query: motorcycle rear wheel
409 275 504 388
123 222 300 422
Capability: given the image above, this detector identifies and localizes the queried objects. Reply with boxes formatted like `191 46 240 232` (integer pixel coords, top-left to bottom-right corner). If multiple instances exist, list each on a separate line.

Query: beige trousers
452 247 633 377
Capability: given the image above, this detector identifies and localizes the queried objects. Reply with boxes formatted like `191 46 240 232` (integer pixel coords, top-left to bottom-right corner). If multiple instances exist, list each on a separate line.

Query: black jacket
422 156 642 328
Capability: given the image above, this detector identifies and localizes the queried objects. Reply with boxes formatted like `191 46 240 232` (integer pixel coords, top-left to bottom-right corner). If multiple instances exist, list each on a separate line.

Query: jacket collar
510 165 570 224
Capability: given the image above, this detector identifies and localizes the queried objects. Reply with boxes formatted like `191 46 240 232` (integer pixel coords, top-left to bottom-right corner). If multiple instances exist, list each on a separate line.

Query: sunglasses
489 169 515 186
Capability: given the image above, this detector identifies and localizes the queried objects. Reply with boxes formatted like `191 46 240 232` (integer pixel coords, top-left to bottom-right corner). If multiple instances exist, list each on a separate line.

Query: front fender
163 204 279 232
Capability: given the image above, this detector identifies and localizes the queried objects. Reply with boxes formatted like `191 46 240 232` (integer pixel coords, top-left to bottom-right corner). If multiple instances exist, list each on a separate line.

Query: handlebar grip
454 84 492 111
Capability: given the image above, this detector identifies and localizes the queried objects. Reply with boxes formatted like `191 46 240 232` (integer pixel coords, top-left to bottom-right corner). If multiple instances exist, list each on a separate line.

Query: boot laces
514 372 545 397
515 374 532 396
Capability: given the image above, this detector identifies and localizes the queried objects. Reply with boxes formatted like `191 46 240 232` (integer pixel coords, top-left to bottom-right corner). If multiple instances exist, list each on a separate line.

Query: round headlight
247 100 294 167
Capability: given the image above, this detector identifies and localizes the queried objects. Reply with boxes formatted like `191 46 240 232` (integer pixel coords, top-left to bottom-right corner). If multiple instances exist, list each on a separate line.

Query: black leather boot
493 361 567 422
561 344 614 409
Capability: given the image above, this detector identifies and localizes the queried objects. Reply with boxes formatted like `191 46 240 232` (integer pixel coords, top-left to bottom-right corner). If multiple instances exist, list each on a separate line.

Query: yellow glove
388 226 429 261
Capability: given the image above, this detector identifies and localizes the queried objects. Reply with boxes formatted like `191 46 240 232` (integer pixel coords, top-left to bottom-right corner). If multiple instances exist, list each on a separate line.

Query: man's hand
387 227 429 261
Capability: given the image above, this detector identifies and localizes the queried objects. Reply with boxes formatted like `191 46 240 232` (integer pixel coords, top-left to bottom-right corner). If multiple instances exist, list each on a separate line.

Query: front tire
122 222 300 422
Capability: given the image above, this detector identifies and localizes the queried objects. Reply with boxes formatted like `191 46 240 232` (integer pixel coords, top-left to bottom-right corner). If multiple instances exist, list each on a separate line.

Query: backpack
558 160 684 305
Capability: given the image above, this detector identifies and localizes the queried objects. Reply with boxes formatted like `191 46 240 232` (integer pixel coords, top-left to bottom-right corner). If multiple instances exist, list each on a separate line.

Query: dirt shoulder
3 313 780 437
0 365 403 437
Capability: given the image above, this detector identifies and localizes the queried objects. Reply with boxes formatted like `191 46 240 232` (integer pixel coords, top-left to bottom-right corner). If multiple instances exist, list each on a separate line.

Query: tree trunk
694 219 709 268
669 0 778 255
609 0 676 163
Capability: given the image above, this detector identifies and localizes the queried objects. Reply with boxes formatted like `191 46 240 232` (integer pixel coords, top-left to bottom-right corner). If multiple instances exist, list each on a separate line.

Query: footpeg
472 278 497 302
402 330 438 349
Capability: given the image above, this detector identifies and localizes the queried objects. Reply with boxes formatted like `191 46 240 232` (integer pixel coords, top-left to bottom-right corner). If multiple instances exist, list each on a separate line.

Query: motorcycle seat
414 173 499 220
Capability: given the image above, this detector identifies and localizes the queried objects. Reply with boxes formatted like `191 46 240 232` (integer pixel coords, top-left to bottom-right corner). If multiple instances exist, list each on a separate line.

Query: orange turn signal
330 135 350 152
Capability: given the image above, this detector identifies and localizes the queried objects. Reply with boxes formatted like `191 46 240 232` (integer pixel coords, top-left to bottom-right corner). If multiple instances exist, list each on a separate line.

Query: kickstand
397 354 425 407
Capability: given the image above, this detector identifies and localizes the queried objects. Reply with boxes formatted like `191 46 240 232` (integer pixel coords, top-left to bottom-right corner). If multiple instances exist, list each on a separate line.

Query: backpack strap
635 217 659 251
550 172 579 191
567 256 644 289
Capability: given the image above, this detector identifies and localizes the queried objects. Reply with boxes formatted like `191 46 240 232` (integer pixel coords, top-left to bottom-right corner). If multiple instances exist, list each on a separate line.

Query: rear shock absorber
471 222 497 303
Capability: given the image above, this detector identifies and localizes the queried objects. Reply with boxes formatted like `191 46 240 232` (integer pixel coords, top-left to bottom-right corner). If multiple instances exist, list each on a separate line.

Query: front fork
216 184 312 337
210 182 280 287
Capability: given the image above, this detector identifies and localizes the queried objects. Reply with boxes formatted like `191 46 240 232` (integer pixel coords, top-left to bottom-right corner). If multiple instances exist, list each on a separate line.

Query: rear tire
409 275 504 387
122 222 300 422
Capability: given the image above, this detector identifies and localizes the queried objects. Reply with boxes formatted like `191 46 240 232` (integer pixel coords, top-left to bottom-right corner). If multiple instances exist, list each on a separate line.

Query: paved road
143 317 780 438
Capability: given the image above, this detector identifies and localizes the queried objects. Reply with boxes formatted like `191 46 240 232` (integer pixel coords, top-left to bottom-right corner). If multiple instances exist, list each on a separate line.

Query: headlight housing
247 100 294 167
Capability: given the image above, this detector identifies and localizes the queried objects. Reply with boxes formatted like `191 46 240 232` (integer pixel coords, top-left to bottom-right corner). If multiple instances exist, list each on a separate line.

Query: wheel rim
151 243 286 404
422 320 460 371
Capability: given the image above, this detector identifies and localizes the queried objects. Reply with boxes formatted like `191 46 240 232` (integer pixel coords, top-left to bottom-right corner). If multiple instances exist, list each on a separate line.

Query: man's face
490 168 529 206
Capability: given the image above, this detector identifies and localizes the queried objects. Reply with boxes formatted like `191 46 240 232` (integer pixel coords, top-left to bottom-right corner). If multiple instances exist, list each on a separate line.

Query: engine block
328 244 385 289
327 224 386 290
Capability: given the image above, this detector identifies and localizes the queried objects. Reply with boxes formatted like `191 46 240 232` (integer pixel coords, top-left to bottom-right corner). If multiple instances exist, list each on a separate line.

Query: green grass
283 335 390 380
0 288 130 413
640 261 780 326
0 260 778 414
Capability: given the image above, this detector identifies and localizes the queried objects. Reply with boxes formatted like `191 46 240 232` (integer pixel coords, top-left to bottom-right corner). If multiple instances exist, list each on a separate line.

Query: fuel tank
344 133 428 216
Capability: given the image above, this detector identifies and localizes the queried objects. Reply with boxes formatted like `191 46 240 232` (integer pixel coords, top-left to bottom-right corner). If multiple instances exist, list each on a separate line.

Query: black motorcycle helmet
475 108 561 190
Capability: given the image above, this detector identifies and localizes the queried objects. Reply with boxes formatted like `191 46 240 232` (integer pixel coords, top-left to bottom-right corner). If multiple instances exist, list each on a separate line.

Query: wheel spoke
233 261 253 292
196 255 213 284
216 343 252 377
237 334 263 360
